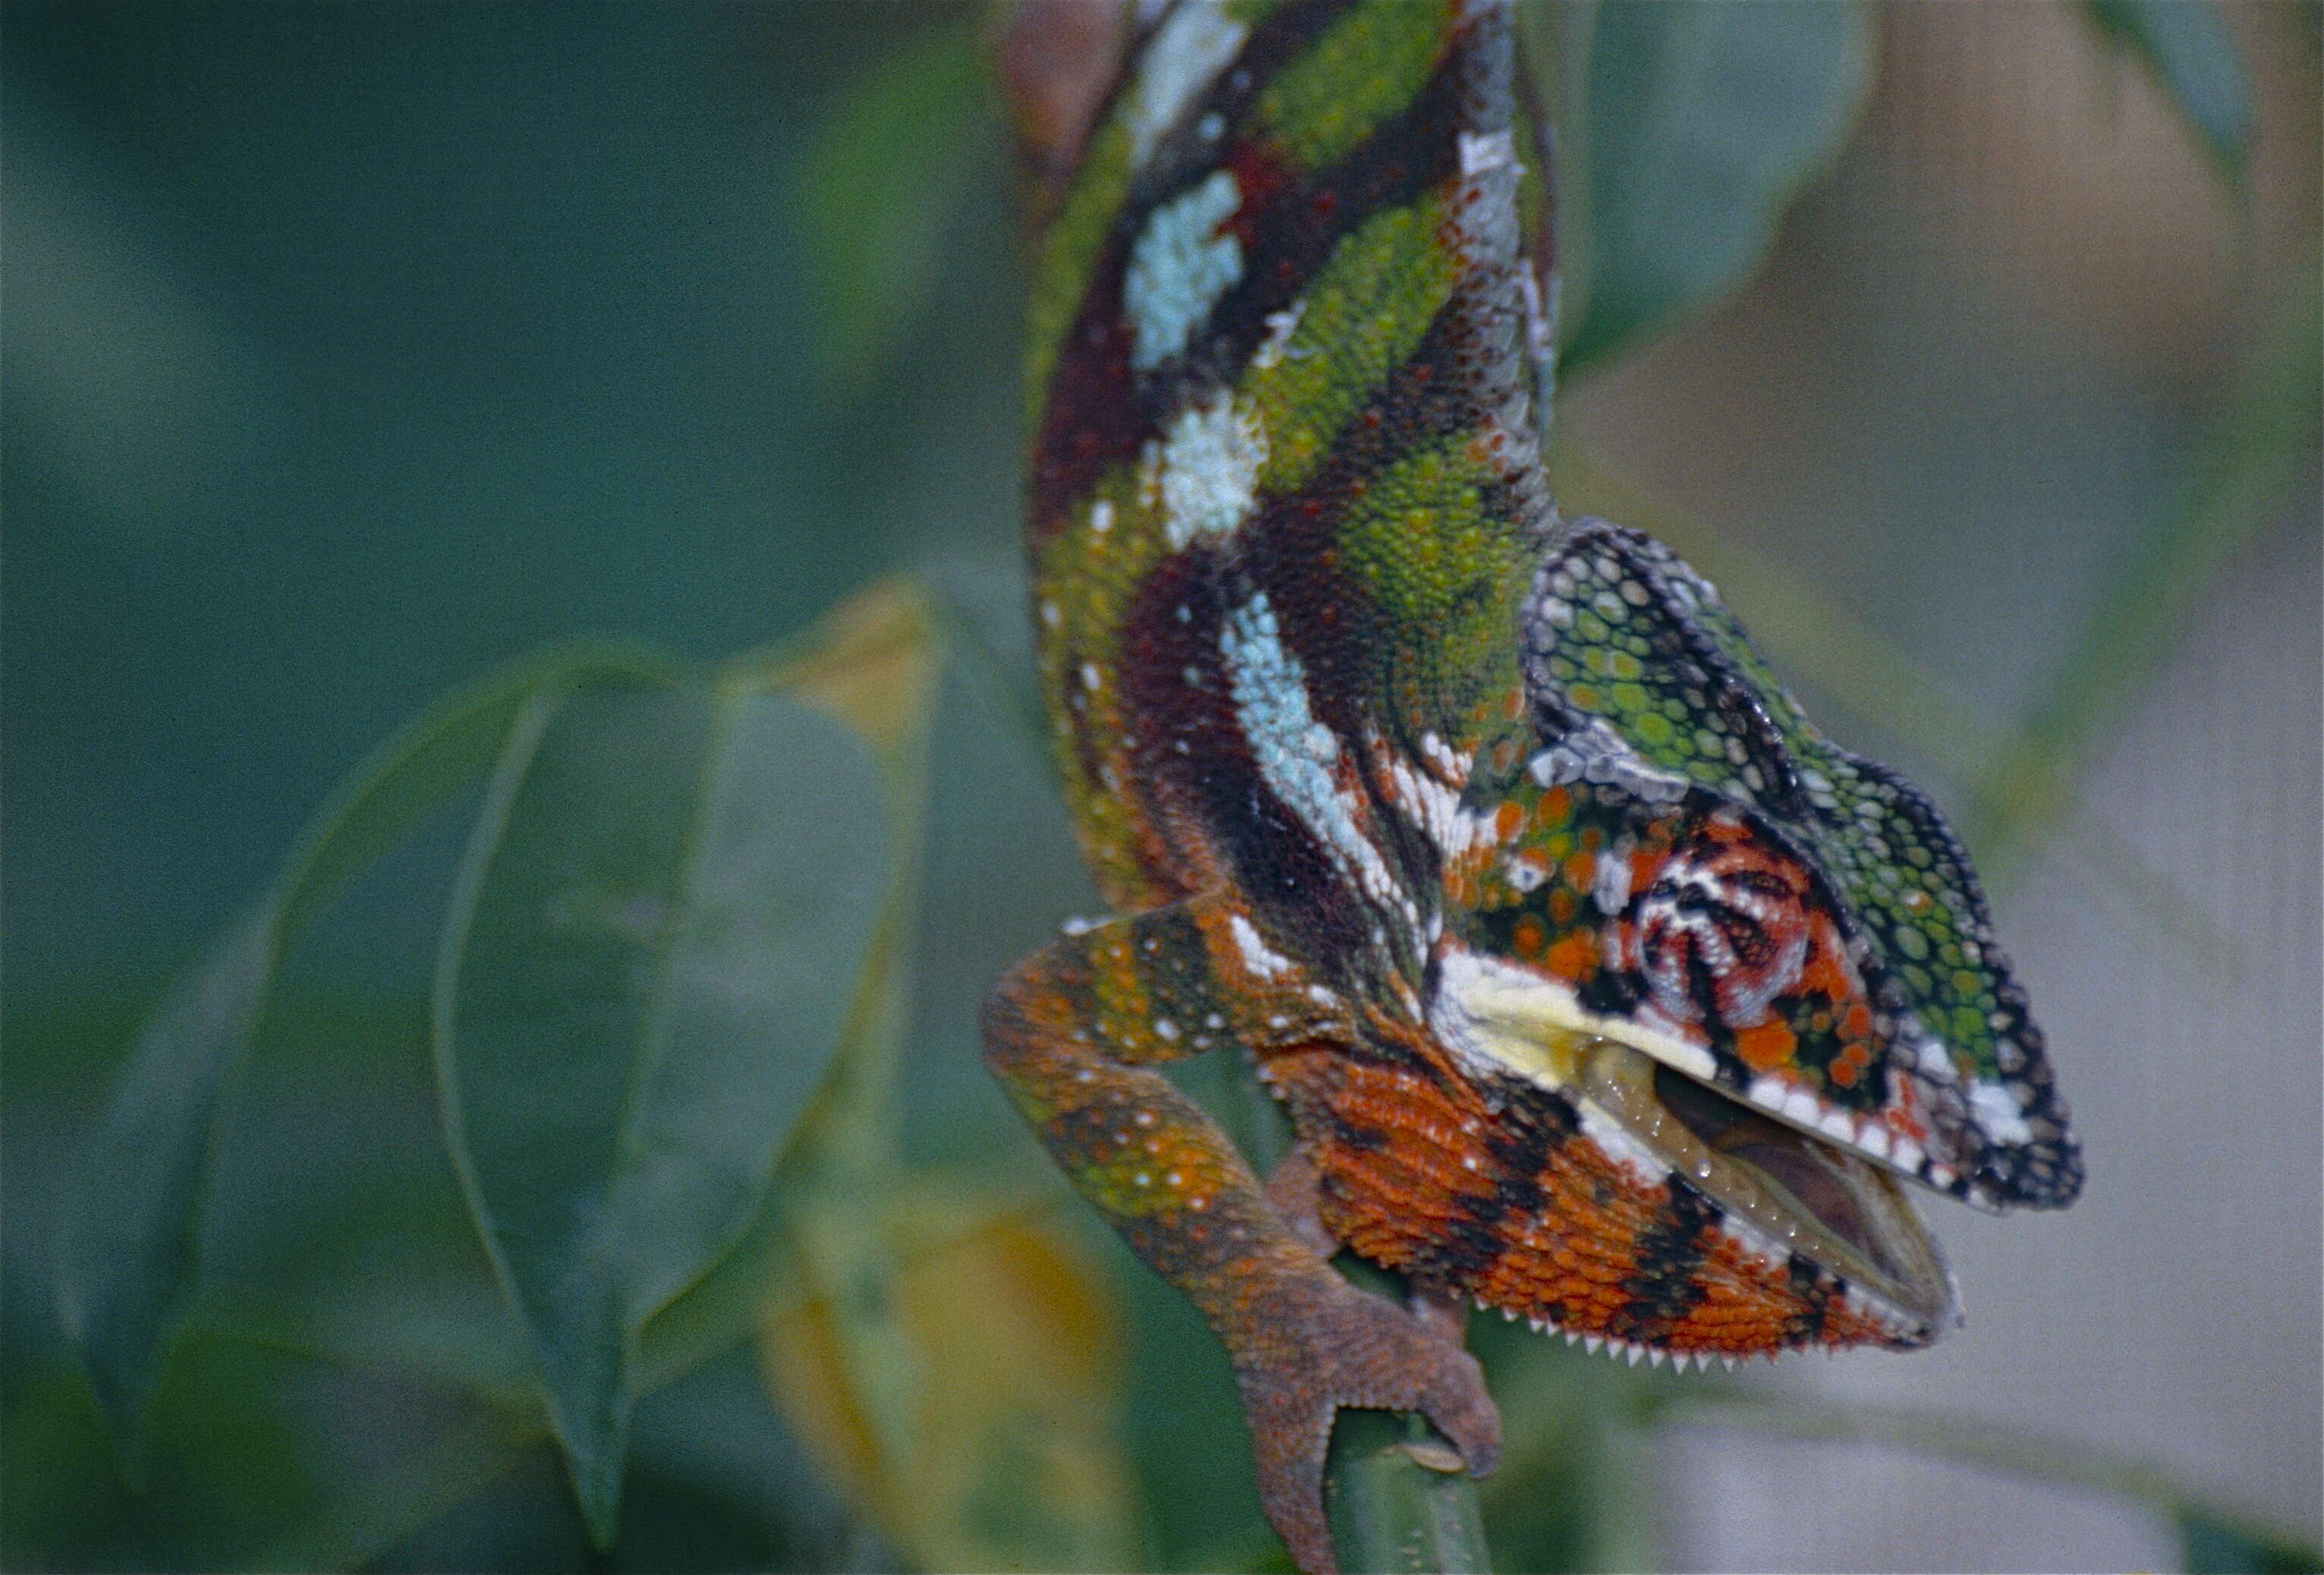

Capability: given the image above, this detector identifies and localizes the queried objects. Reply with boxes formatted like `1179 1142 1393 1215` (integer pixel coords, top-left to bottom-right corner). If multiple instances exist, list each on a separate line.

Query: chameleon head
1403 518 2080 1359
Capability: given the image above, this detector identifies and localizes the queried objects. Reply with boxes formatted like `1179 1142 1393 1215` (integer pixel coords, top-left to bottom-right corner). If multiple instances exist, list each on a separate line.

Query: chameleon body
984 3 2082 1567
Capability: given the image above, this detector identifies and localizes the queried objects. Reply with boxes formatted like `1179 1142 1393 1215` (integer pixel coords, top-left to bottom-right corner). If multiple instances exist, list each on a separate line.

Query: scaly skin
986 5 2080 1569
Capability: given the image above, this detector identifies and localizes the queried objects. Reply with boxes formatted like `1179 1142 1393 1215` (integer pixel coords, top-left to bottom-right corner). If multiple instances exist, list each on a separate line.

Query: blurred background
5 3 2316 1570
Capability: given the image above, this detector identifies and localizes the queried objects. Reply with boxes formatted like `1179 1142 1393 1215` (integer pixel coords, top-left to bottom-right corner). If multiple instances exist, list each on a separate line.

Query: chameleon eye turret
984 4 2080 1570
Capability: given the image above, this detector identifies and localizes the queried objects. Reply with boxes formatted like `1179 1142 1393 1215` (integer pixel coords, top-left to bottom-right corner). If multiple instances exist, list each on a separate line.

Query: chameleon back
1019 0 1554 951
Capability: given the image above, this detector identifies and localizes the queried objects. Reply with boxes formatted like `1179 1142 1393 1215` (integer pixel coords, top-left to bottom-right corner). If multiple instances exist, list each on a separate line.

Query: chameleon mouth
1428 947 1960 1343
1570 1034 1959 1343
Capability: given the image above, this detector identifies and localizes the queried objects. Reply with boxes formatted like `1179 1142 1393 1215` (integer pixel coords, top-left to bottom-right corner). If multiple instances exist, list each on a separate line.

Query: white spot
1197 110 1224 141
1418 730 1471 783
1714 1211 1790 1271
1819 1109 1856 1142
1308 984 1337 1007
1089 499 1114 535
1129 1 1246 165
1126 170 1244 370
1384 751 1491 863
1081 662 1103 692
1576 1097 1673 1186
1457 128 1516 177
1160 395 1267 548
1135 1172 1151 1187
1040 600 1062 627
1526 717 1691 802
1969 1081 2034 1145
1154 1018 1179 1042
1592 846 1634 913
1229 912 1293 979
1252 298 1305 370
1061 915 1100 936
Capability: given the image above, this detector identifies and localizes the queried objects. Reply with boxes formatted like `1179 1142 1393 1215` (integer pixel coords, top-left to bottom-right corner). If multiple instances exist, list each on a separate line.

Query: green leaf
2178 1508 2324 1574
636 579 943 1397
432 666 892 1547
58 643 672 1482
1560 0 1875 378
2084 0 2253 189
795 14 987 397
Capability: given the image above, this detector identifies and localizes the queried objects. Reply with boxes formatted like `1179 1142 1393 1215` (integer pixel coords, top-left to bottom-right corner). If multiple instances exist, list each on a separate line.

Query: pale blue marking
1126 170 1242 372
1220 594 1409 926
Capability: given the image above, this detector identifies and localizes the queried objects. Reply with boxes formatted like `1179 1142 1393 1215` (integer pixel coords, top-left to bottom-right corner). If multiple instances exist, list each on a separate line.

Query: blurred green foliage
2084 0 2254 189
1554 0 1875 379
5 3 2315 1573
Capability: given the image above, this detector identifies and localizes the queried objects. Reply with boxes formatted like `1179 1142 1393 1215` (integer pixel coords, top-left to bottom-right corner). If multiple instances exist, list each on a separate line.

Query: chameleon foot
1236 1269 1501 1575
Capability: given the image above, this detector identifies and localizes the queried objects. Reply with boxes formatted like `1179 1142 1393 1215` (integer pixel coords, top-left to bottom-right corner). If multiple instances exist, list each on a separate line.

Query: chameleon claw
1237 1269 1501 1575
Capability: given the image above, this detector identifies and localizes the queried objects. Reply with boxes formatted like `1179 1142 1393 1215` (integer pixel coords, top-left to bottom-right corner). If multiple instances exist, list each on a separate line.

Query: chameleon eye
1629 834 1812 1032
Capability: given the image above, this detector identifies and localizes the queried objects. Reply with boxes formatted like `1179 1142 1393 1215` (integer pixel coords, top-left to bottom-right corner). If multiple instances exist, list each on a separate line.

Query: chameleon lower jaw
1572 1036 1962 1343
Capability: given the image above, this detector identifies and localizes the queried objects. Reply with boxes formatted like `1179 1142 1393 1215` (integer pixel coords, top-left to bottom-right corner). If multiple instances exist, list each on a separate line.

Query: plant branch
1328 1409 1494 1575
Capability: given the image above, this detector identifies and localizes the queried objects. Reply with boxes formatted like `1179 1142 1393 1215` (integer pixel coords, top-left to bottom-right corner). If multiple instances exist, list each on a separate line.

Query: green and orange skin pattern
984 4 2080 1569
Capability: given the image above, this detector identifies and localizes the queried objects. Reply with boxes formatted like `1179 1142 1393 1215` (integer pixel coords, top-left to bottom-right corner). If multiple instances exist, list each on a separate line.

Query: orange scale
1628 846 1664 892
1800 914 1860 1000
1733 1017 1798 1073
1543 931 1596 982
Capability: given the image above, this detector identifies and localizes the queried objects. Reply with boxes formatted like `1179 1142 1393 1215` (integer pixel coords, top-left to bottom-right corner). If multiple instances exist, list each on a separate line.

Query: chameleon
982 2 2083 1569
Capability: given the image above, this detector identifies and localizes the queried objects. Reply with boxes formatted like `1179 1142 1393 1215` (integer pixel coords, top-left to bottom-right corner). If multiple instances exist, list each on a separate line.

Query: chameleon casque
982 2 2083 1567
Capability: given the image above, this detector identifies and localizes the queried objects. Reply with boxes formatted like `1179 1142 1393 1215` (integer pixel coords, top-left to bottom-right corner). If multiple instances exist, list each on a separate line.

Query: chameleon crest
985 3 2080 1568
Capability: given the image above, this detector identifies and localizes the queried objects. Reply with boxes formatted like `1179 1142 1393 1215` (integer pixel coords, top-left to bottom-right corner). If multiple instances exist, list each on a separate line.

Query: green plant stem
1328 1409 1494 1575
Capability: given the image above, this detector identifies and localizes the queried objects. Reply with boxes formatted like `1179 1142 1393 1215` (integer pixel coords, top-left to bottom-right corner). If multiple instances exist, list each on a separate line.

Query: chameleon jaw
1429 949 1960 1347
1582 1041 1960 1345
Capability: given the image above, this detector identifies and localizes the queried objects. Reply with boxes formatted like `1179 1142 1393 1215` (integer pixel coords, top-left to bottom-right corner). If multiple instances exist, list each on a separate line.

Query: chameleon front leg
982 899 1500 1575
